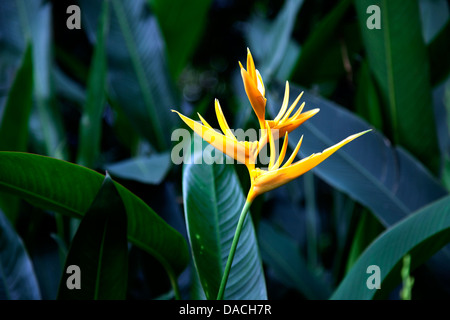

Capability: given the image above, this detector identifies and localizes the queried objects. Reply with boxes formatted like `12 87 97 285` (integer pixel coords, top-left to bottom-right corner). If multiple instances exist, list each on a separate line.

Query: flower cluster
173 49 369 202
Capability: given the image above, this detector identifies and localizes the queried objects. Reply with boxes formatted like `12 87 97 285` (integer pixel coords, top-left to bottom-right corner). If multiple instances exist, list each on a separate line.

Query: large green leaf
0 209 41 299
0 152 189 279
149 0 212 79
76 0 109 168
182 149 267 300
355 0 439 173
267 83 447 227
331 195 450 299
57 174 128 300
267 83 450 285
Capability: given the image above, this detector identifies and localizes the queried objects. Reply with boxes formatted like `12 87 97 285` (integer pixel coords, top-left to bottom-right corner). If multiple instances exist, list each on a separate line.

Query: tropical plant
0 0 449 301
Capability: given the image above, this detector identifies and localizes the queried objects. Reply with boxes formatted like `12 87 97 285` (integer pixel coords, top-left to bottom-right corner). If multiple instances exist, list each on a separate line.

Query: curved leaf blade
0 44 33 152
0 151 189 277
267 84 447 227
57 174 128 300
331 195 450 299
0 209 41 300
149 0 212 78
182 150 267 300
355 0 440 173
77 0 109 168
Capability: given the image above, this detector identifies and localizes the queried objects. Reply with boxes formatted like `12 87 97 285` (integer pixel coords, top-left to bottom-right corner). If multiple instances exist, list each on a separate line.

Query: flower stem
216 200 252 300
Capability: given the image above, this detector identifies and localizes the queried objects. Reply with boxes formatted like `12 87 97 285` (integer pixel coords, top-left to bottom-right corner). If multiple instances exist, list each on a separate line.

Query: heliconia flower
246 123 371 202
239 48 267 129
171 99 264 170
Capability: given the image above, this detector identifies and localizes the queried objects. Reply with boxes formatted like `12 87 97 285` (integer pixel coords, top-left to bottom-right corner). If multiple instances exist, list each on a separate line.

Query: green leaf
0 0 67 159
149 0 212 79
354 60 383 130
182 149 267 300
77 0 109 168
0 44 33 224
104 152 171 185
80 0 179 152
344 210 384 272
289 0 353 86
0 44 33 151
0 209 41 299
57 174 128 300
258 221 332 300
331 195 450 299
355 0 440 173
31 1 67 159
0 151 189 279
246 0 305 81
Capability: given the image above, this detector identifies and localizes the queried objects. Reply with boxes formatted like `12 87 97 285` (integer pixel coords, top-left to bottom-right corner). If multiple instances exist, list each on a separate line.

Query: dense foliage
0 0 449 300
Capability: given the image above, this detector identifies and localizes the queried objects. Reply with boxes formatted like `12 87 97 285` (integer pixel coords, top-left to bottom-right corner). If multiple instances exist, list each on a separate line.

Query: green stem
216 200 252 300
167 269 181 300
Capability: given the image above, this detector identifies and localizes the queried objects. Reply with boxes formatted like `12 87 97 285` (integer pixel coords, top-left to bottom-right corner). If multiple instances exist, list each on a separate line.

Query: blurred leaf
80 0 179 152
0 209 41 300
246 0 305 81
269 83 450 288
0 44 33 151
77 0 109 168
104 153 171 184
0 44 33 224
428 20 450 87
258 220 332 299
419 0 449 44
289 0 353 86
57 174 128 300
0 151 189 279
331 195 450 300
355 0 440 173
354 60 383 130
31 1 67 159
110 0 178 151
183 150 267 300
0 0 67 159
268 83 447 227
344 210 383 273
105 152 171 185
149 0 212 79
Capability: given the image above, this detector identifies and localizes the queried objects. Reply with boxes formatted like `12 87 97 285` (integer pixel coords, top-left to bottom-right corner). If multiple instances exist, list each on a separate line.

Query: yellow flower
239 48 267 129
246 125 371 202
239 49 319 141
171 99 264 172
174 48 371 203
267 81 320 140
